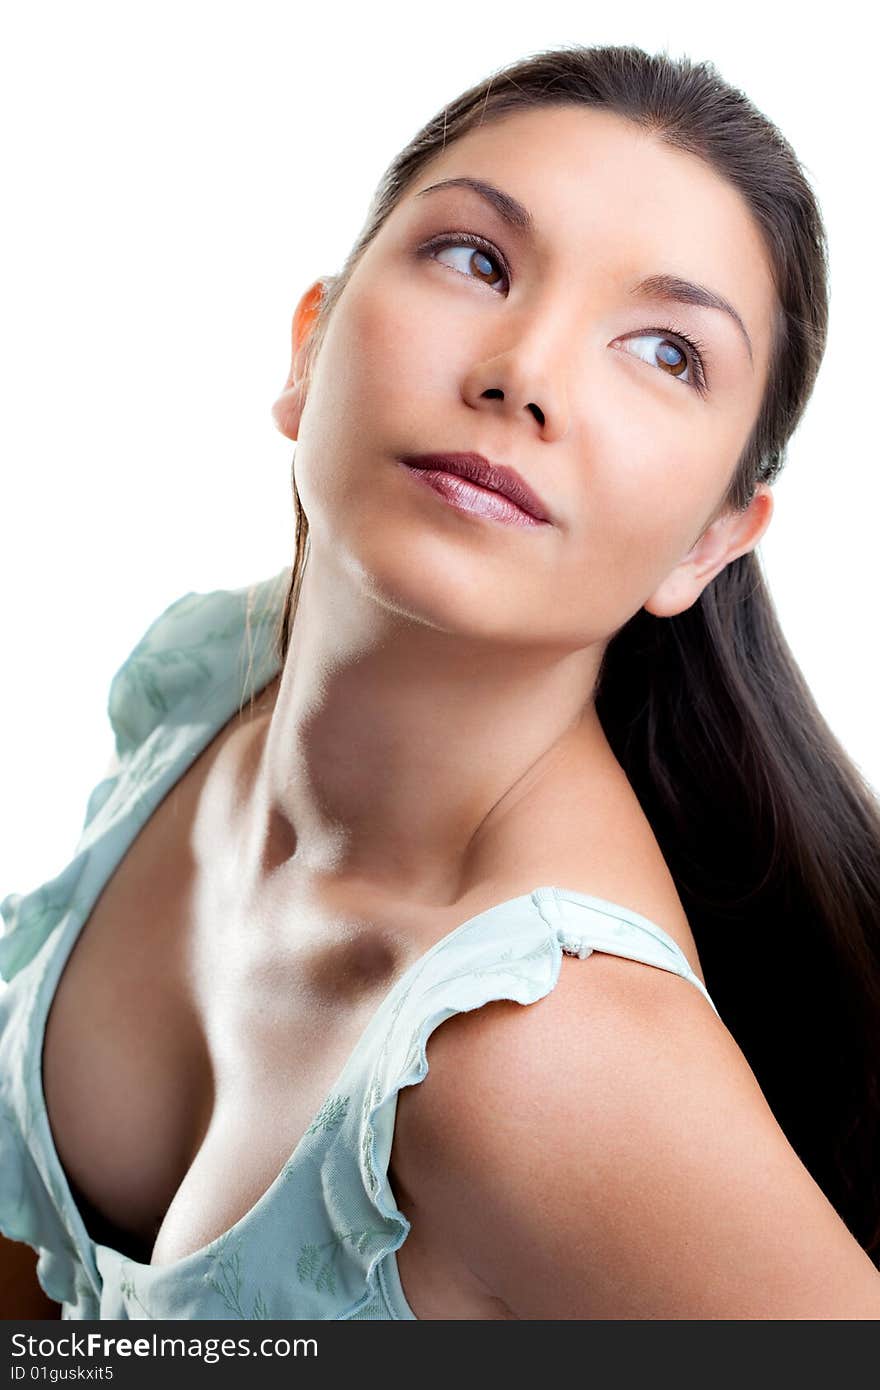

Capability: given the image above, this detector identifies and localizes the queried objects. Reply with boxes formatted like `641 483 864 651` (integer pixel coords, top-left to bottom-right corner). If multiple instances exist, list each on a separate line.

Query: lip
398 453 552 524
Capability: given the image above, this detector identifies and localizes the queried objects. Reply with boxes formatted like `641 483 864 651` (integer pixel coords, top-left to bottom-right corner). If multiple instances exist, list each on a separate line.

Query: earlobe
271 380 307 440
643 484 774 618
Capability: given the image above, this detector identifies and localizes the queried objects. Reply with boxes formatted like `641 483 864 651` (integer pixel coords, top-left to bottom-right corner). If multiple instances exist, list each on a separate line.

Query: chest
38 779 502 1315
37 716 700 1318
41 849 406 1267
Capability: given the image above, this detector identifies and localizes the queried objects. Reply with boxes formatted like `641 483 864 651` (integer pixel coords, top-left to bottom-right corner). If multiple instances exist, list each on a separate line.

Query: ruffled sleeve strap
289 892 563 1320
0 852 90 985
0 1107 97 1313
106 569 289 760
538 887 721 1017
286 886 721 1320
0 976 101 1318
0 568 289 984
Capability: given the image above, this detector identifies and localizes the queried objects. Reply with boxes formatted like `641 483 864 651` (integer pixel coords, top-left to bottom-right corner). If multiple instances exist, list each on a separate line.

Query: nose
461 331 570 442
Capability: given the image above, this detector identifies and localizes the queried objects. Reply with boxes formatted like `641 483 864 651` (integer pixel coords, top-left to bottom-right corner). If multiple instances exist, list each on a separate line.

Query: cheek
576 412 690 549
584 386 732 553
561 427 724 620
291 276 448 528
330 273 449 403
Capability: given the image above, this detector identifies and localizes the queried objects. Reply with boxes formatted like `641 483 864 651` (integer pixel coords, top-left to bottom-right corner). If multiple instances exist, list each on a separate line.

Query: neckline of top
25 570 704 1290
36 881 683 1283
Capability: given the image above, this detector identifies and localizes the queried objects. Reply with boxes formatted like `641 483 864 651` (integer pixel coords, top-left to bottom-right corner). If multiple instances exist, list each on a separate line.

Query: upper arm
0 1234 62 1319
392 952 880 1320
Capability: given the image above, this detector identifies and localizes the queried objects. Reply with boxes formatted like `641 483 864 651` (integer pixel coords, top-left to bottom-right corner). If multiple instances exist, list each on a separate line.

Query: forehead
406 104 777 349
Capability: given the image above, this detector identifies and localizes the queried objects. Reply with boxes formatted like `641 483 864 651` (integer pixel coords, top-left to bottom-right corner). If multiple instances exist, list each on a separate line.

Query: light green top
0 570 719 1320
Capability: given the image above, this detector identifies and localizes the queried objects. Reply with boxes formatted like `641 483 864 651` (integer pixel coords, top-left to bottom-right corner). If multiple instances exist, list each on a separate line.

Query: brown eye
621 330 706 392
430 239 507 291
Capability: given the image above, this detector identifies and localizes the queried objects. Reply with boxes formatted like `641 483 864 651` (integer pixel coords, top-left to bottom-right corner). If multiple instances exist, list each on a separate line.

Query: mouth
398 452 552 527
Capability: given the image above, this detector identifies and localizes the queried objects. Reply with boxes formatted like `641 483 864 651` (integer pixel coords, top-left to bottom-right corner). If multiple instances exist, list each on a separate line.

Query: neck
235 543 615 909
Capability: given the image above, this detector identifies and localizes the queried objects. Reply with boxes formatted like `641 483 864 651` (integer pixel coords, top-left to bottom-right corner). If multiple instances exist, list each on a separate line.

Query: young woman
2 43 879 1320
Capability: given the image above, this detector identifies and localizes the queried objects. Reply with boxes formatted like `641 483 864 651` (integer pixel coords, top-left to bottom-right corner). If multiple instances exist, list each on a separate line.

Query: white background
2 2 877 895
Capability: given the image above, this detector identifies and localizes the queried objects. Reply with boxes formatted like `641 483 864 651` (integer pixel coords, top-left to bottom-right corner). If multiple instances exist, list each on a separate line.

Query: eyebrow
631 273 753 367
415 175 754 367
417 176 535 232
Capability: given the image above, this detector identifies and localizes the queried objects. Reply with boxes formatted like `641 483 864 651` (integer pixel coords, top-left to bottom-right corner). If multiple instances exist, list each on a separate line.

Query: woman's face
275 104 777 649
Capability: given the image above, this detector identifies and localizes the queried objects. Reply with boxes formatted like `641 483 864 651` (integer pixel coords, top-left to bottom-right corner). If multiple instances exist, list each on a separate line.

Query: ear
643 483 774 618
271 279 327 440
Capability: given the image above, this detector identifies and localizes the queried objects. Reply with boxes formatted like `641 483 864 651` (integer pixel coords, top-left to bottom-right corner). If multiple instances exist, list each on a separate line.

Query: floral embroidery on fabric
296 1228 387 1296
304 1094 350 1137
348 1297 384 1319
203 1232 268 1320
119 1267 154 1320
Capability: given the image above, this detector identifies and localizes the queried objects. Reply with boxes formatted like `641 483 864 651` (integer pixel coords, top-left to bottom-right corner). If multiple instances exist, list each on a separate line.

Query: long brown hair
271 44 880 1261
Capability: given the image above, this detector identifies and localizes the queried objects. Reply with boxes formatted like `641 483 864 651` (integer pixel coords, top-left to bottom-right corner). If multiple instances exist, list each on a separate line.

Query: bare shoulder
392 952 880 1319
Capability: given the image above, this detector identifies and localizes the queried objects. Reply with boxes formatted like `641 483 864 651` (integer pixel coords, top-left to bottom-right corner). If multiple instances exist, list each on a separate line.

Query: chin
355 532 528 644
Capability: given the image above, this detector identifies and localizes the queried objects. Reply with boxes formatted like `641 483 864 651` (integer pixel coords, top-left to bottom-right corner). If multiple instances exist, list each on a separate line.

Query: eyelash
418 230 711 396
